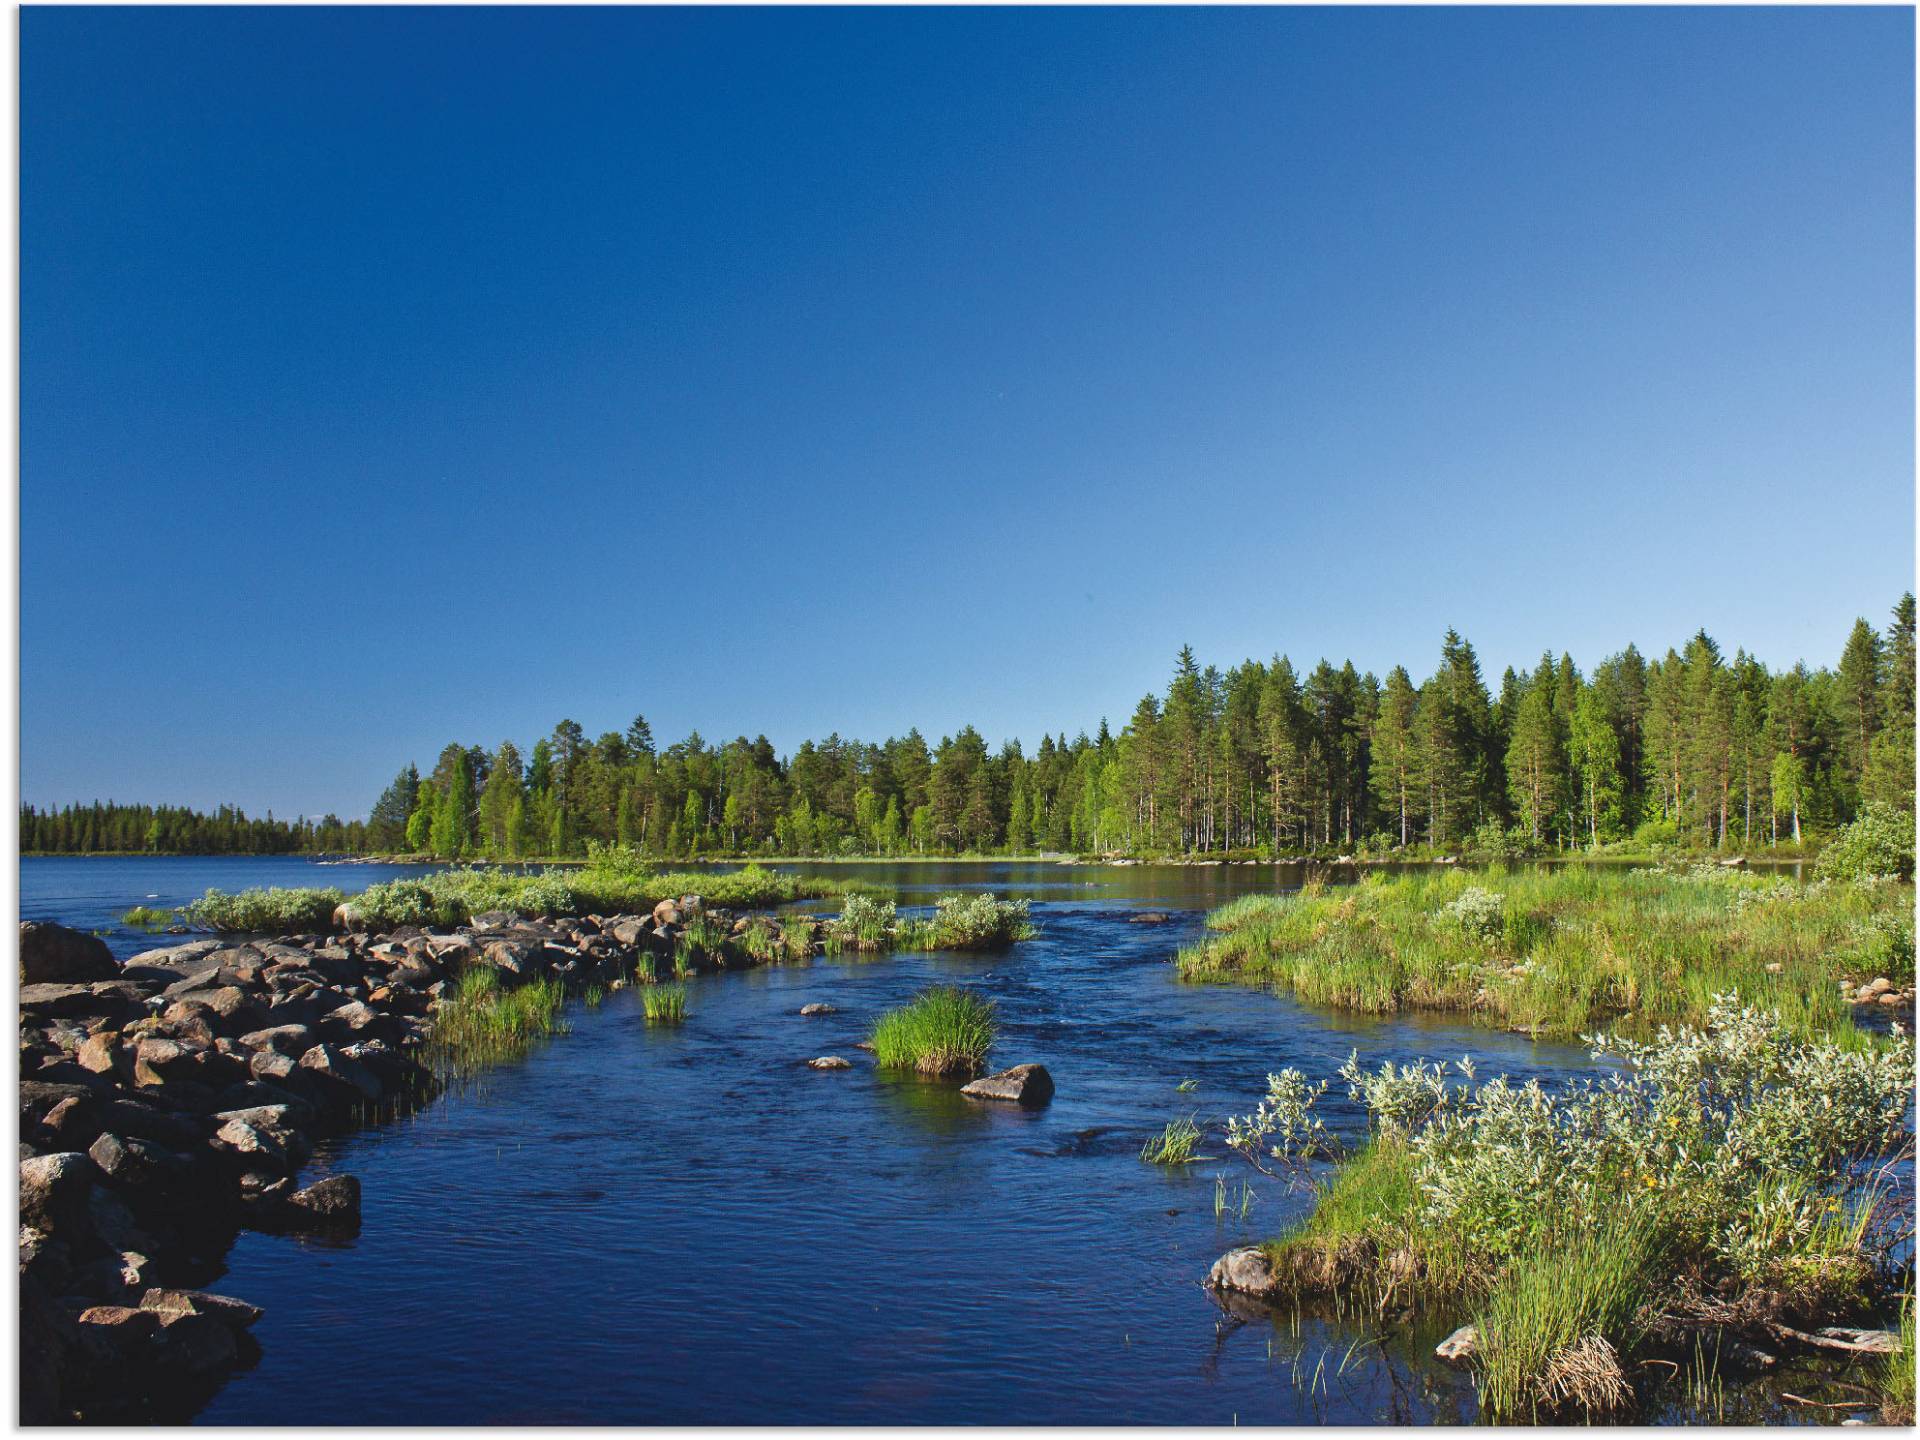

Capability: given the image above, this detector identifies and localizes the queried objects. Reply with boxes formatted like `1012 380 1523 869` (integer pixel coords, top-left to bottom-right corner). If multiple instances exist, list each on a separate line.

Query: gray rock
799 1003 837 1016
1205 1246 1280 1299
960 1063 1055 1106
808 1056 853 1070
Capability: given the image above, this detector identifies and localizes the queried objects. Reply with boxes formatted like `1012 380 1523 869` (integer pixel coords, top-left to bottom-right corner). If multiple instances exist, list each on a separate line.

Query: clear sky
23 6 1915 819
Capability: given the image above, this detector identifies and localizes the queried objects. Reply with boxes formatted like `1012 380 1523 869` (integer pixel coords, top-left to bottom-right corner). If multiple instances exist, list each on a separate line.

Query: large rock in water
959 1063 1055 1106
1206 1245 1282 1300
20 921 119 984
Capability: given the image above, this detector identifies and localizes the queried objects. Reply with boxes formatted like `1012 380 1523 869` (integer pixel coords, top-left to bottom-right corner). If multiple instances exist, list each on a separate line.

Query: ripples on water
15 857 1836 1424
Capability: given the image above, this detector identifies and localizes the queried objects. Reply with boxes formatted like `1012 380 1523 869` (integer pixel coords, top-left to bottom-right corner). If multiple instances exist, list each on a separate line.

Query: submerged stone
960 1063 1055 1106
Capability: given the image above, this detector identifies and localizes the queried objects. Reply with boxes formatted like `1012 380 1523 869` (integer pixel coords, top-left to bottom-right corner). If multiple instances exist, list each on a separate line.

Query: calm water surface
17 857 1840 1424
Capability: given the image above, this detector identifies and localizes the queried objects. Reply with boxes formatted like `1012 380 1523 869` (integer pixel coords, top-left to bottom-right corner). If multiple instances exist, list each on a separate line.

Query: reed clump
868 985 997 1076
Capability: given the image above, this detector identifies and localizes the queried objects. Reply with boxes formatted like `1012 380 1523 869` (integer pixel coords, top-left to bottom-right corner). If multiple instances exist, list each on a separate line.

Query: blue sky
23 6 1915 818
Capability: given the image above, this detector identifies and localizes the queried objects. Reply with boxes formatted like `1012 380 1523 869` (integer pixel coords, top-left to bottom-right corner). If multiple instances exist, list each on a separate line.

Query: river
17 856 1837 1423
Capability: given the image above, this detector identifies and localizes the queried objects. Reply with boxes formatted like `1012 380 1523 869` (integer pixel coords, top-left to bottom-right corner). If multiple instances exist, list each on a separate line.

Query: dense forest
18 803 366 856
24 597 1916 860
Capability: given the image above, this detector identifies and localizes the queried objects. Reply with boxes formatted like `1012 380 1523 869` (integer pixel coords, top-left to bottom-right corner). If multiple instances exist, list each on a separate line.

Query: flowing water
17 856 1853 1424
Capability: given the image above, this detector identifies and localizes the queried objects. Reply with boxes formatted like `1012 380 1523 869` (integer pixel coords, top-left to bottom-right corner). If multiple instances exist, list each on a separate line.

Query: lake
17 855 1835 1423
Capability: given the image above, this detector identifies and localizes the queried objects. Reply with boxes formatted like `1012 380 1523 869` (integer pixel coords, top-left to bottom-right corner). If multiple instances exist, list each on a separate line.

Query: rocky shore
17 895 787 1423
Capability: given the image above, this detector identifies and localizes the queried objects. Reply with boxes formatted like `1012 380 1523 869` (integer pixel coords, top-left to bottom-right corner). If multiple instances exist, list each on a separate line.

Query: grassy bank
1231 999 1914 1420
1177 863 1912 1041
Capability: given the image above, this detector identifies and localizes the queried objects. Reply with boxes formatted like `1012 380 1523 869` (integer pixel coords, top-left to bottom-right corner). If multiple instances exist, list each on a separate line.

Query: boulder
140 1287 263 1329
283 1174 361 1227
75 1033 121 1076
1205 1246 1281 1300
20 983 145 1024
652 898 681 928
20 921 119 984
21 1152 95 1238
1435 1323 1479 1368
960 1063 1056 1107
132 1038 206 1088
297 1044 382 1104
799 1003 837 1016
807 1056 853 1070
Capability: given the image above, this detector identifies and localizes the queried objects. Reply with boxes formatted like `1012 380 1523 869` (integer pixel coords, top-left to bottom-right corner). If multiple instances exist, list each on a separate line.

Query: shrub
825 895 896 953
899 893 1035 951
1815 804 1916 882
868 985 996 1076
181 886 345 934
1439 886 1504 943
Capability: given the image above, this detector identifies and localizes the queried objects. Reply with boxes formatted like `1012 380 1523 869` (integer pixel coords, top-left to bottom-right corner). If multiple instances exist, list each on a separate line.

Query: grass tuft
868 985 996 1076
1140 1114 1203 1165
643 983 688 1025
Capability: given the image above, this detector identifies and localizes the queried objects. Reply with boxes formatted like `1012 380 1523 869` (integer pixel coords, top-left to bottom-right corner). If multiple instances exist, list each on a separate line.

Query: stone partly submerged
959 1063 1055 1106
15 900 790 1422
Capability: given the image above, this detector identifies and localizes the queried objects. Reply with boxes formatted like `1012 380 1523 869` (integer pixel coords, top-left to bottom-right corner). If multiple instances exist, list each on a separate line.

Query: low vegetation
119 905 177 932
868 985 997 1076
1226 996 1913 1420
179 885 348 935
344 852 875 930
1178 847 1914 1040
826 893 1035 955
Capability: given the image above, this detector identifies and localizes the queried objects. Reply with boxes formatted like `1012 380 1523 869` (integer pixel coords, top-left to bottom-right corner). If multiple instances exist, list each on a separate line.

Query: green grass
1140 1115 1203 1165
120 905 178 932
642 984 688 1025
180 885 347 934
428 969 566 1075
1883 1298 1915 1424
634 954 658 985
735 914 817 965
1177 865 1913 1040
1474 1213 1667 1421
868 985 997 1076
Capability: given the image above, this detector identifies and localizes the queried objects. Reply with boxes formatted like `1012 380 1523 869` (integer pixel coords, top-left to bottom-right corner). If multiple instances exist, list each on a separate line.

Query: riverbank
17 884 1031 1422
1201 999 1914 1422
1175 863 1915 1041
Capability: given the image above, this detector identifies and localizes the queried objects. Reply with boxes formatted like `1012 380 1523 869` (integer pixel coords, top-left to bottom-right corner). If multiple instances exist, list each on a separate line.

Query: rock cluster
18 900 756 1422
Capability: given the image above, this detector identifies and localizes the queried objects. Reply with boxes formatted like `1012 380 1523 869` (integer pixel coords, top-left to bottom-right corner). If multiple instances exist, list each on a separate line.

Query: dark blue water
16 857 1842 1424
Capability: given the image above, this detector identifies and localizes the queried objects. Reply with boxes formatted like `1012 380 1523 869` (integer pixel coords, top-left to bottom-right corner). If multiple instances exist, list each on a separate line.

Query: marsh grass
643 984 688 1025
1474 1213 1667 1421
868 985 996 1076
634 954 657 985
1140 1114 1204 1165
1177 867 1913 1040
428 969 566 1076
735 914 816 965
120 904 177 932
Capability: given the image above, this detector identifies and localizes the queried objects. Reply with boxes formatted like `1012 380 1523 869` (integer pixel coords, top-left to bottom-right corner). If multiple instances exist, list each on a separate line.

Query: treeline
371 595 1916 861
24 596 1915 861
19 802 368 856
